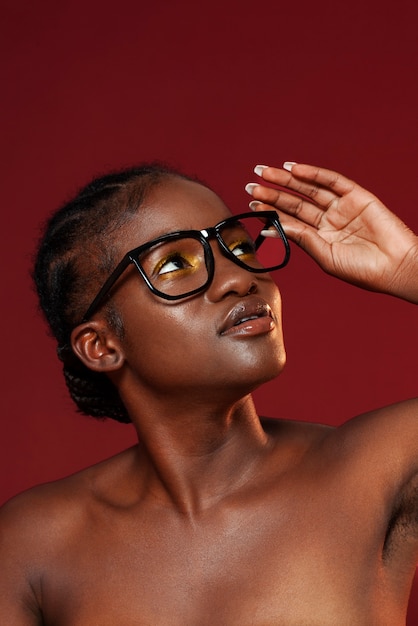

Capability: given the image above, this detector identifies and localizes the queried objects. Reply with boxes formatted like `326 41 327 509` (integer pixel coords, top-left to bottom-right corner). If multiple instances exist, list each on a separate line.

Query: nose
205 242 258 301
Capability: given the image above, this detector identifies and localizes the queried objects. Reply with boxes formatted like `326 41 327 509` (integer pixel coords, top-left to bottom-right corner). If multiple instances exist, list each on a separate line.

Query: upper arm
0 498 44 625
369 398 418 482
339 398 418 499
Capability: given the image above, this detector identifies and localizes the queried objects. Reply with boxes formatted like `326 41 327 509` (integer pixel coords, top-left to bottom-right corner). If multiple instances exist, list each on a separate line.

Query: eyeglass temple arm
81 255 132 323
254 216 282 248
254 216 291 265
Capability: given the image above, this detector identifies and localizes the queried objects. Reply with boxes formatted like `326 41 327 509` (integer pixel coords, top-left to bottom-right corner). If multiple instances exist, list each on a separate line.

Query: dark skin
1 163 417 625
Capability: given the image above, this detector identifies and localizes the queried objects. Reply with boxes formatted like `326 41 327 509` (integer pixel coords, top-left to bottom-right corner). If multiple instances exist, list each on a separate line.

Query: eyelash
154 252 194 277
228 238 256 256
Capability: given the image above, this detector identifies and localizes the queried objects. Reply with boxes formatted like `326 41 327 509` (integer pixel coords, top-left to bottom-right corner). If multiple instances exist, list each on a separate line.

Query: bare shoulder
1 469 90 540
336 398 418 454
0 480 76 591
318 398 418 492
0 473 83 623
0 446 140 622
262 398 418 483
0 445 140 553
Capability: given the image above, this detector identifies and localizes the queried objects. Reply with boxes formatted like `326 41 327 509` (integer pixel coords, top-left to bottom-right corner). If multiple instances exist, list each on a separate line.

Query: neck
120 387 270 517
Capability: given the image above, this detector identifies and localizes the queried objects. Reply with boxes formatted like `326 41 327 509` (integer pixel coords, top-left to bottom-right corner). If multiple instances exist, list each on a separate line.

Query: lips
219 298 274 336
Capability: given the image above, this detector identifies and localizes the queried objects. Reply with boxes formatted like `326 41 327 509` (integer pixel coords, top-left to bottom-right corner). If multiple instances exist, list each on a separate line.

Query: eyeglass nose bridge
198 225 247 271
198 218 272 274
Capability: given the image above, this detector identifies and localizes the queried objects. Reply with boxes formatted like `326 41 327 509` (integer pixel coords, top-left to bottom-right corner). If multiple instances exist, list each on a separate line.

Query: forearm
387 239 418 304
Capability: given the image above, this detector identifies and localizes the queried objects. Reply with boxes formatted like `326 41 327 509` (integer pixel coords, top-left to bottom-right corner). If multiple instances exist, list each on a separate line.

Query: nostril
247 282 257 295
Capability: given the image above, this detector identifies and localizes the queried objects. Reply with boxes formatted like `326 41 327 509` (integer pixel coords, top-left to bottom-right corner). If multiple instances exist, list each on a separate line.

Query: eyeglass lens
135 216 287 298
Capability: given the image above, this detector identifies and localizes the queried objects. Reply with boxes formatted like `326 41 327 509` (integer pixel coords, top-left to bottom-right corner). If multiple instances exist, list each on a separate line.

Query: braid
57 343 131 423
33 162 194 423
63 365 130 423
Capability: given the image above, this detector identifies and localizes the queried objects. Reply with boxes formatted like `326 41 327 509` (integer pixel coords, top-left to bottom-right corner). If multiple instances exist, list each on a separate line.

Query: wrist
390 239 418 304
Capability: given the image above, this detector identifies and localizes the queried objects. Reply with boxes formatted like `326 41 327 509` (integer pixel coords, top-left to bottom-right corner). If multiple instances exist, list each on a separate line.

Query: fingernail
254 164 268 177
249 200 262 211
261 229 281 238
283 161 297 172
245 183 258 196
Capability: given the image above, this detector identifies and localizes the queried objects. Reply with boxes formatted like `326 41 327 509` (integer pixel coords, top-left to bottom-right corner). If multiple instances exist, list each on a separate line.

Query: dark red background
2 0 418 620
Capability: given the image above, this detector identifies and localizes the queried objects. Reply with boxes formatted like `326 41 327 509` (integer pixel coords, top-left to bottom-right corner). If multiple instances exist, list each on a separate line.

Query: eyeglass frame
80 210 290 323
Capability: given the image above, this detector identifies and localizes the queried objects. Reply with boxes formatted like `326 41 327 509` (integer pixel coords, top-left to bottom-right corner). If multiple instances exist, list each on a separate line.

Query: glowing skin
1 164 418 625
106 178 286 408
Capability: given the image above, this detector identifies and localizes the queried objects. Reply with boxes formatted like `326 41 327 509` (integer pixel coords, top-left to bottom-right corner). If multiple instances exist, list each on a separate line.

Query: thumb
282 217 334 273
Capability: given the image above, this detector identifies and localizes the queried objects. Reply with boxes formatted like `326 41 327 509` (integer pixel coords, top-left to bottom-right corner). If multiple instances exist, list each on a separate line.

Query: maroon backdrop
2 0 418 620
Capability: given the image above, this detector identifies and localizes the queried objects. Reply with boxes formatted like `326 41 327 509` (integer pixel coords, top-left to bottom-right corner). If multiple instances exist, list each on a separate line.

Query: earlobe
70 322 125 372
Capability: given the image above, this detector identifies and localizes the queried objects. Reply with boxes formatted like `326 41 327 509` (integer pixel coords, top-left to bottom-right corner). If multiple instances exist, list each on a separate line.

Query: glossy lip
219 298 274 336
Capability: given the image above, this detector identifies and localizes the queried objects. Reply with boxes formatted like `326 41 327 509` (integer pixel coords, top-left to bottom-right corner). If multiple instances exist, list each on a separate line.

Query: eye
229 238 257 259
155 252 194 276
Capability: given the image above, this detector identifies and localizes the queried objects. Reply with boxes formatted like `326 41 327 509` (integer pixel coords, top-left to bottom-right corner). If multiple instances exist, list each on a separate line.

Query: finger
287 165 382 223
248 198 335 270
286 163 357 196
246 185 326 229
277 213 336 275
258 163 357 198
252 164 341 210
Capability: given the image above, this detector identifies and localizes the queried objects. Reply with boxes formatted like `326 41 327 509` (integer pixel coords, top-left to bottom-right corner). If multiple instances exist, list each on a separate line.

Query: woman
1 161 417 624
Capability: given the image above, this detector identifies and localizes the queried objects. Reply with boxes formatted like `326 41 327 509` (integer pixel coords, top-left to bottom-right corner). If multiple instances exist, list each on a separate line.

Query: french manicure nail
283 161 297 172
249 200 262 211
261 229 281 238
254 164 268 176
245 183 258 196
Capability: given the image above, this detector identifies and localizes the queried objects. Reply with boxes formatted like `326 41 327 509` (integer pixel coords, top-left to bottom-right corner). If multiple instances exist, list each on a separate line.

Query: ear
70 321 125 372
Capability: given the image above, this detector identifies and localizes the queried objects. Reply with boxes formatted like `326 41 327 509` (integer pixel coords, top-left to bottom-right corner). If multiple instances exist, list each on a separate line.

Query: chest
39 484 394 625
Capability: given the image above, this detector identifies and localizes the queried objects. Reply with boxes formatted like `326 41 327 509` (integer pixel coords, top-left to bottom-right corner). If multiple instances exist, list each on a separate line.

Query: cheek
117 278 285 389
119 299 211 374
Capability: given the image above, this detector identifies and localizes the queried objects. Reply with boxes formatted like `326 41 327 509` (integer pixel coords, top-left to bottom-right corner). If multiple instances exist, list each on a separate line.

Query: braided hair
33 163 193 423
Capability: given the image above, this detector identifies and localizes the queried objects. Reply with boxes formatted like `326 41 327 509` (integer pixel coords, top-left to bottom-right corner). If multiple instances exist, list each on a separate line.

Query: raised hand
246 163 418 303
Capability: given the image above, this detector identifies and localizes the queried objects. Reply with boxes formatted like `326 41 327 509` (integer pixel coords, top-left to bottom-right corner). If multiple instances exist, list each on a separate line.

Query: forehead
121 177 233 248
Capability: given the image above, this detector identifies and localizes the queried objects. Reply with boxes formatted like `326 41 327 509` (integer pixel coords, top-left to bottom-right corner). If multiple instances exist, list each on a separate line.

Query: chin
239 348 287 391
258 359 286 386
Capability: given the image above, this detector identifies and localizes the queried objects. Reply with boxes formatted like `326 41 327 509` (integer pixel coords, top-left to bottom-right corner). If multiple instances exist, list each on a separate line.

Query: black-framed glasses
81 211 290 322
